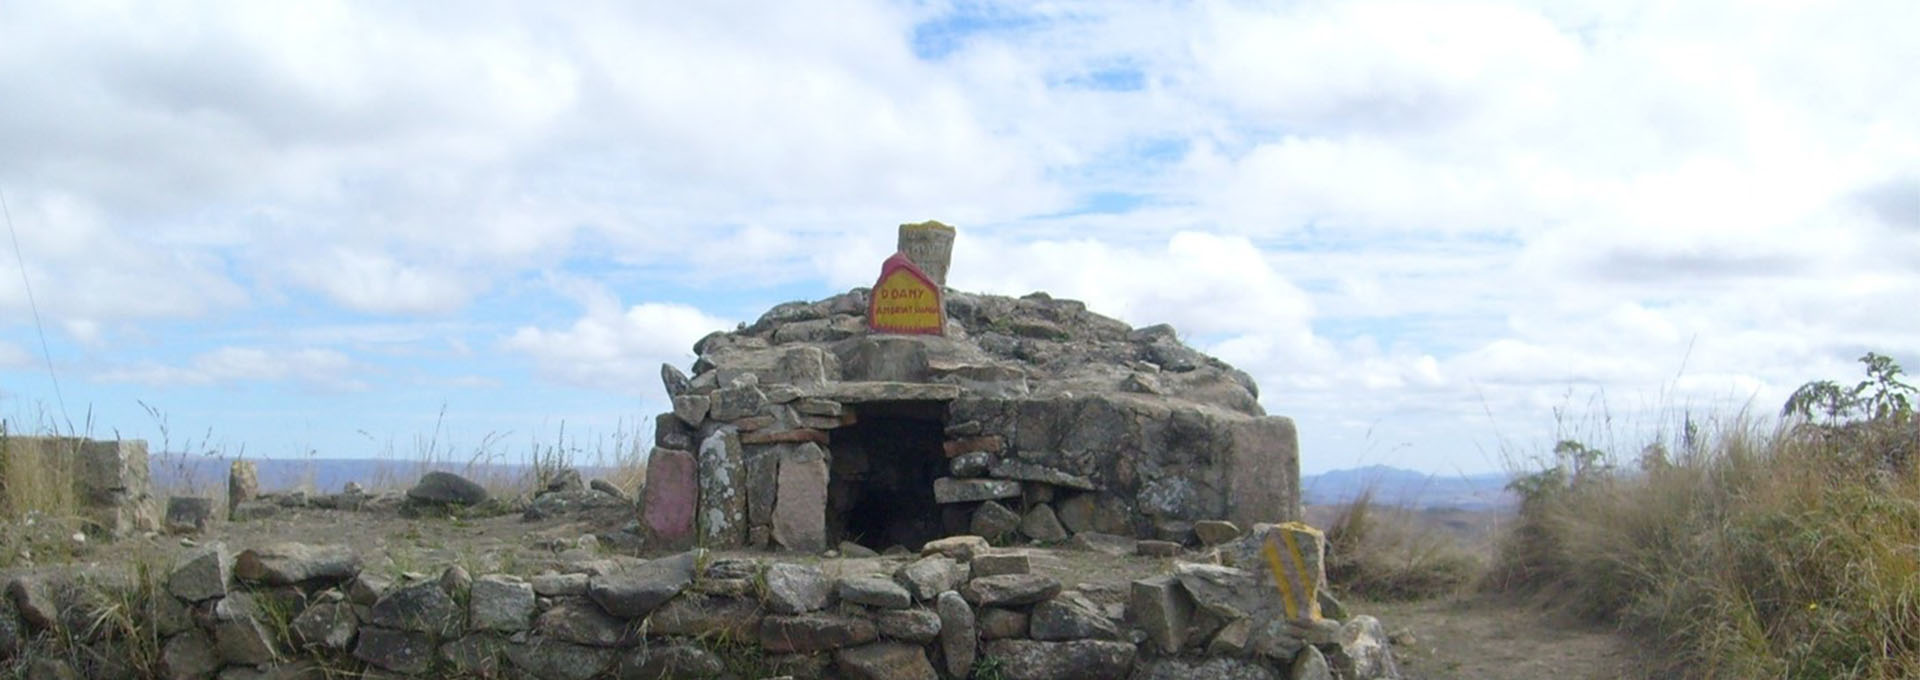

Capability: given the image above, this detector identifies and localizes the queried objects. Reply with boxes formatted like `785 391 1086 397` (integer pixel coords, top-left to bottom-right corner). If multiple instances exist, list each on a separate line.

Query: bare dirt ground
1359 596 1652 680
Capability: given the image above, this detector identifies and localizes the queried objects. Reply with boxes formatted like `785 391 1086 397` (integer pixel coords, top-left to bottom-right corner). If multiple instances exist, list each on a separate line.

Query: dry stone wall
0 523 1401 679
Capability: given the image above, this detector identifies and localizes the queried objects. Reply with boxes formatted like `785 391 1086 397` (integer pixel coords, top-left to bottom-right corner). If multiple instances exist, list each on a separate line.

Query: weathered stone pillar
72 439 157 536
696 428 746 548
897 220 956 286
228 460 258 518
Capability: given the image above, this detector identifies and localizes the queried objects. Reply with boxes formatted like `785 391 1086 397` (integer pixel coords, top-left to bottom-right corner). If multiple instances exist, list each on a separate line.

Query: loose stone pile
0 521 1401 679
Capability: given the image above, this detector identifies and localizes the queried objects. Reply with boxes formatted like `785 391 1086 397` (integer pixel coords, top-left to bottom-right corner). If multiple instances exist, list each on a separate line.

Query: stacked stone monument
642 221 1300 555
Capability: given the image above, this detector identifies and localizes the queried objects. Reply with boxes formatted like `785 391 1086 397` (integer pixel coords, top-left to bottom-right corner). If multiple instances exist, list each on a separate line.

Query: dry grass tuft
1324 489 1485 601
1485 414 1920 679
0 424 79 520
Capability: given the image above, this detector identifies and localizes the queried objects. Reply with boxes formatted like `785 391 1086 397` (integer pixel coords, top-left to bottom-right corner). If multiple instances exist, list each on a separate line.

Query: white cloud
0 0 1916 472
504 301 732 397
282 248 477 316
94 347 367 392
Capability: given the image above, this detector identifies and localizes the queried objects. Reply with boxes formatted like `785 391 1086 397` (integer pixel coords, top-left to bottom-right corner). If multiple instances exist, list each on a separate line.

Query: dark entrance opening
828 400 947 551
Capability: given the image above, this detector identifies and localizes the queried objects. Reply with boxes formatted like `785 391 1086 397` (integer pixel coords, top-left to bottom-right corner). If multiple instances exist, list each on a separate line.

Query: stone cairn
643 221 1299 554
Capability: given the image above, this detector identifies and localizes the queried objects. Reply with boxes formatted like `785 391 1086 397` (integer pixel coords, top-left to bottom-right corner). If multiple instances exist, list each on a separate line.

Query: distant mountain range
1301 465 1515 511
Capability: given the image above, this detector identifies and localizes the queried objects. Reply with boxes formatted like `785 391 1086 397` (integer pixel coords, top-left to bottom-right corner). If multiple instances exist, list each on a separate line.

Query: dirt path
1356 596 1652 680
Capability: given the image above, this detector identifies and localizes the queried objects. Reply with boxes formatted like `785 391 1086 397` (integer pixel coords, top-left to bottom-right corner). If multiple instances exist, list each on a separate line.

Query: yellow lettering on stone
871 269 942 333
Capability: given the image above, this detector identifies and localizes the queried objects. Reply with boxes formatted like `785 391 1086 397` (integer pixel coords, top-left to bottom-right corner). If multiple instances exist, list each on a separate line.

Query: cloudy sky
2 1 1915 475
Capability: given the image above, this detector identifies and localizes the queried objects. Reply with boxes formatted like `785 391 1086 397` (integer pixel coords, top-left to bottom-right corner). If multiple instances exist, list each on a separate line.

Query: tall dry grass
1485 414 1920 679
1324 489 1486 600
0 426 79 520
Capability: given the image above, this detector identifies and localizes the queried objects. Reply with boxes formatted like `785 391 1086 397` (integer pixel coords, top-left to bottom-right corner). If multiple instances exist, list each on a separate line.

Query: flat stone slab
805 382 962 403
989 459 1096 491
933 478 1021 504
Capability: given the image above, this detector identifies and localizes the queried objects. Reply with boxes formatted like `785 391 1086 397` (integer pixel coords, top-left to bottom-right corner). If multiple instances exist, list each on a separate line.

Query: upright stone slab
641 447 698 551
228 460 259 517
897 220 956 287
74 438 158 536
772 442 828 553
868 252 945 335
697 428 747 548
1226 416 1301 528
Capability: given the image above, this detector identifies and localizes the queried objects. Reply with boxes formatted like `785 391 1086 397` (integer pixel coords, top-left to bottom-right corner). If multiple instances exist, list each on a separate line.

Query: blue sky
3 1 1918 476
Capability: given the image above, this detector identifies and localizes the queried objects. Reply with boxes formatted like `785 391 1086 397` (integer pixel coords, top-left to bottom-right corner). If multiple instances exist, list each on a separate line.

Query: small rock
970 551 1031 578
618 641 725 679
1031 592 1121 641
1208 617 1253 657
839 575 912 609
894 555 964 602
980 639 1136 680
871 608 942 643
987 460 1097 491
937 591 976 676
228 460 259 516
439 565 473 595
643 595 764 638
671 394 711 427
834 641 938 680
164 496 214 534
1019 504 1070 542
1293 645 1334 680
921 535 991 561
661 362 691 397
759 613 878 654
469 574 535 633
1129 575 1194 655
369 579 463 637
213 614 279 666
406 471 489 506
589 478 627 501
233 543 360 586
1331 615 1402 680
160 629 221 680
587 549 700 618
290 601 358 652
1068 532 1137 556
979 607 1029 639
933 478 1020 504
951 451 994 478
765 563 833 614
545 468 586 493
167 542 231 602
1140 658 1281 680
1136 540 1182 557
531 572 588 597
536 600 631 647
838 541 880 558
961 574 1061 607
970 501 1021 540
504 637 618 680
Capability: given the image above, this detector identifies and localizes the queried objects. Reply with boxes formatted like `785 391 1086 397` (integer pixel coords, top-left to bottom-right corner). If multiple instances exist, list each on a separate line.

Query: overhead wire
0 186 71 430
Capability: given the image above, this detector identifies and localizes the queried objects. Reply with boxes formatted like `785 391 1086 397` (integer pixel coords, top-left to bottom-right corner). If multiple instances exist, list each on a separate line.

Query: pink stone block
642 447 697 549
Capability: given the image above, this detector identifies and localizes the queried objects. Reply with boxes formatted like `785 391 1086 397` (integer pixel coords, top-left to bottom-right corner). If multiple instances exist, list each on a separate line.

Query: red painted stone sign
868 252 945 335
